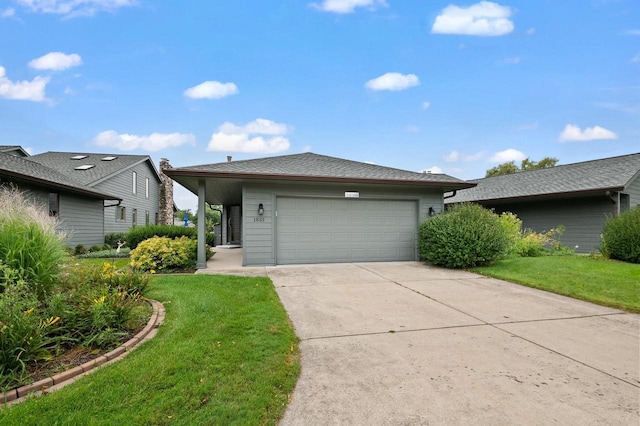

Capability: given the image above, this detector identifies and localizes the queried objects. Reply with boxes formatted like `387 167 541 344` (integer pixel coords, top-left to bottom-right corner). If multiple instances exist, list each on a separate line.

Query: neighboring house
0 145 30 157
0 152 120 247
164 152 474 267
446 153 640 253
28 152 163 237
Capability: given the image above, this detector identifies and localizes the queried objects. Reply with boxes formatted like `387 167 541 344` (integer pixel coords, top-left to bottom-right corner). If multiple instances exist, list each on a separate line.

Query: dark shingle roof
447 153 640 203
0 152 119 199
0 146 30 157
170 152 472 187
29 151 160 187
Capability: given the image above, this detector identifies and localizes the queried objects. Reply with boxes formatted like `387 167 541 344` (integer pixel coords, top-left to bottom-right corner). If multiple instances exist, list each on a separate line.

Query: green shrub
601 206 640 264
89 244 103 253
125 225 197 249
206 232 216 246
0 186 68 299
74 244 88 255
104 232 126 249
419 203 508 269
498 212 523 256
130 236 201 272
76 248 131 259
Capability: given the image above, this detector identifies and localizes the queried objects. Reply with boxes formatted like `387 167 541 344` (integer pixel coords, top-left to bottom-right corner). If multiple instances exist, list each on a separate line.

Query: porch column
196 179 207 269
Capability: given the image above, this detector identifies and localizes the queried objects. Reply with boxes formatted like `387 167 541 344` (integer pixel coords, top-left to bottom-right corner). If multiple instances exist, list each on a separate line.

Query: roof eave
447 186 626 204
164 169 477 190
0 170 122 201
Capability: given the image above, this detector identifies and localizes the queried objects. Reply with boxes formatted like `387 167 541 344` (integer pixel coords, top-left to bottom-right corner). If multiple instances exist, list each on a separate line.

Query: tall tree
486 157 558 177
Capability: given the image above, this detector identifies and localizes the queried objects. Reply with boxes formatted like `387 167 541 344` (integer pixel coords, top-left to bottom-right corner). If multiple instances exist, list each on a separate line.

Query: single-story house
164 152 475 267
445 153 640 253
28 151 163 236
0 151 120 246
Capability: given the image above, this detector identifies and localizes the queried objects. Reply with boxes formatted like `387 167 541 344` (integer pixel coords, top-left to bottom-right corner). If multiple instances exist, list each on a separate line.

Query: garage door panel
277 197 417 264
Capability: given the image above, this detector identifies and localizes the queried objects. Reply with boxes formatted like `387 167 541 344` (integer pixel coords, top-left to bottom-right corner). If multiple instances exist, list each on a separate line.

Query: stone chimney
227 156 232 163
158 158 174 225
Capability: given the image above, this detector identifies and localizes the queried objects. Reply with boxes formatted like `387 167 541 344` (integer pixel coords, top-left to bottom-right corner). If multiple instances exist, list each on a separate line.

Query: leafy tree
193 205 221 233
486 157 558 177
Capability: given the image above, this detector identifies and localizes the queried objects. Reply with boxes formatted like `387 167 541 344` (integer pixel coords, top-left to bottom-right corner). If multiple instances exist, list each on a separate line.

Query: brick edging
1 298 165 406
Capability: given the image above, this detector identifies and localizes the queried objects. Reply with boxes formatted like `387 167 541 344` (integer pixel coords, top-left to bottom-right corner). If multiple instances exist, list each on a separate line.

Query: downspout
605 191 618 216
103 200 122 208
443 190 457 200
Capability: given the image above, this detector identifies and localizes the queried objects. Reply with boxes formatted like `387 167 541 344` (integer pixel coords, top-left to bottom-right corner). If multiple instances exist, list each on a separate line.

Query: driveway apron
267 262 640 426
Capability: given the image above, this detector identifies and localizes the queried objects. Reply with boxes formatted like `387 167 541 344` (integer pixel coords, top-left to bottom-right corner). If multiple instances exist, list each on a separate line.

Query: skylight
74 165 95 170
101 156 118 161
71 155 88 160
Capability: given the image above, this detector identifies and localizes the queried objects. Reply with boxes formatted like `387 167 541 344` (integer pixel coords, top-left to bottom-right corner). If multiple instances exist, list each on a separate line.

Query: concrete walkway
198 254 640 425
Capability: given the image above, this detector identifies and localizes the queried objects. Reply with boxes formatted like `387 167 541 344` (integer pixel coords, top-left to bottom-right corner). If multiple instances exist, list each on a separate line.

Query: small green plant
419 203 509 269
74 244 88 255
104 232 126 249
89 244 103 253
601 206 640 264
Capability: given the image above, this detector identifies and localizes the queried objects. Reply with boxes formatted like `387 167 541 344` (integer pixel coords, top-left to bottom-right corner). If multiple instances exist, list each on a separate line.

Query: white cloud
594 102 640 115
431 1 514 36
558 124 617 142
184 80 238 100
422 101 431 110
444 150 485 162
15 0 136 17
404 125 420 133
0 66 49 101
631 53 640 63
625 29 640 35
365 72 419 91
489 148 526 163
421 166 443 174
526 27 535 35
207 118 292 154
310 0 386 14
29 52 82 71
302 145 312 152
1 7 15 17
93 130 196 152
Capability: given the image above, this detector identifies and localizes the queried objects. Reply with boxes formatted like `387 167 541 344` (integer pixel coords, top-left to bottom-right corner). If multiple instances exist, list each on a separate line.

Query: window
132 172 137 195
145 211 150 225
132 208 137 227
116 206 126 222
49 193 59 217
145 177 149 198
74 164 95 170
101 156 117 161
70 155 87 160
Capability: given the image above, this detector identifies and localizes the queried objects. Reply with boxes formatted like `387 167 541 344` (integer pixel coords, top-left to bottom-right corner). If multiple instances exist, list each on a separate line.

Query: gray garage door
276 197 417 264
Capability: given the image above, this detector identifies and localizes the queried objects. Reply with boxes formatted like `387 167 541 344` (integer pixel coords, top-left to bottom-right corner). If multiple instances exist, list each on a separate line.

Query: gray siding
95 161 160 237
57 193 105 247
242 182 444 266
624 176 640 208
485 196 613 254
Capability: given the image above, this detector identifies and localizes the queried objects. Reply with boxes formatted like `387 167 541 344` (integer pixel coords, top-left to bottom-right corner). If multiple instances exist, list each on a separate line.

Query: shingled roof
0 152 119 200
0 146 30 157
29 151 161 187
167 152 474 189
447 152 640 204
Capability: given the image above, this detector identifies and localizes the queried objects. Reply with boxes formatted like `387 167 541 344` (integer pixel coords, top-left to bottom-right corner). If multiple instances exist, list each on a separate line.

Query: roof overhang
447 186 626 205
0 170 121 201
165 169 477 206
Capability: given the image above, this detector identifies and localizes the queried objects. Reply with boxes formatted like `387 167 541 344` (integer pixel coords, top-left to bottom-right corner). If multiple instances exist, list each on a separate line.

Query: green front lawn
0 275 300 425
472 256 640 312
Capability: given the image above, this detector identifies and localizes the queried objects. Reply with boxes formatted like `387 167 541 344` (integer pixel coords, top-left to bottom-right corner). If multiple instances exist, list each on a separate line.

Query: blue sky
1 0 638 211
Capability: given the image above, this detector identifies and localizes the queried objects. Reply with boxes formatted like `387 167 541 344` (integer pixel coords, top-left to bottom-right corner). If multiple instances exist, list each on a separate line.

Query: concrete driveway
266 262 639 425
